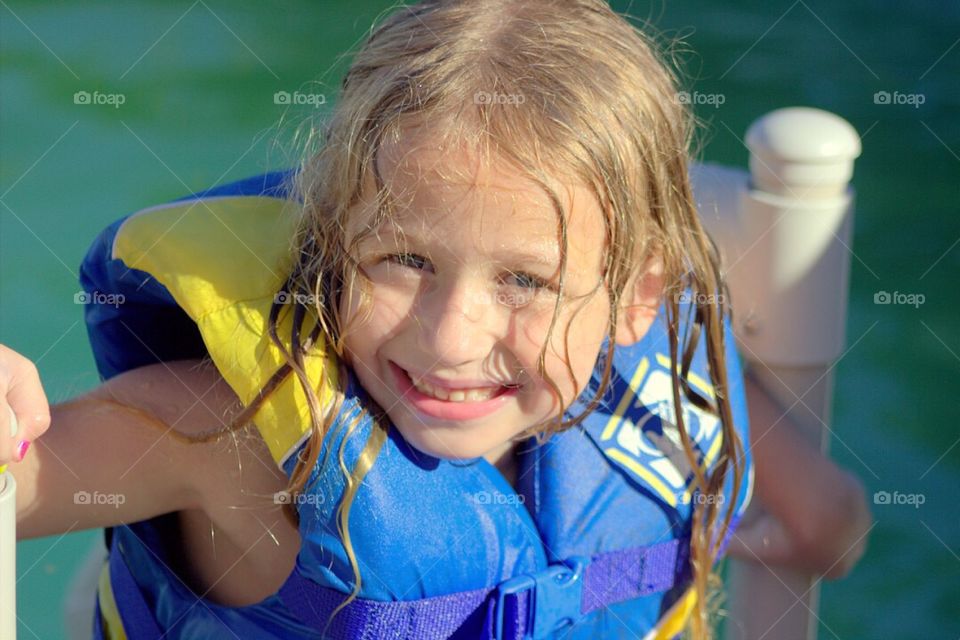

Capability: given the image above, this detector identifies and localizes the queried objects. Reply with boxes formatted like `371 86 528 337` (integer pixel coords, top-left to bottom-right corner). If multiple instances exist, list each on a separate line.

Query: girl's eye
388 252 430 270
506 271 551 291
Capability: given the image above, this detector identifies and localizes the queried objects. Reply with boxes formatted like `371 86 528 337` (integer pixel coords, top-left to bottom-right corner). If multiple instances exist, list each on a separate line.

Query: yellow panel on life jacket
111 196 339 468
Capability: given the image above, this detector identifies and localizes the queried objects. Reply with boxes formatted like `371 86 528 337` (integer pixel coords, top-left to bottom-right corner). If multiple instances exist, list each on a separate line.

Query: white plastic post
0 470 16 640
712 107 861 640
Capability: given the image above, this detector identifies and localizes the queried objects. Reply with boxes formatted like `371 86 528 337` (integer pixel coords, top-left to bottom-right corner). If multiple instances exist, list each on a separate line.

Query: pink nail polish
16 440 30 462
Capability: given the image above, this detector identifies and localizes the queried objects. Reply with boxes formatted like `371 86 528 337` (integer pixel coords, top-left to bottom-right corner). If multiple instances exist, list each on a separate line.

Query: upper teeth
412 378 502 402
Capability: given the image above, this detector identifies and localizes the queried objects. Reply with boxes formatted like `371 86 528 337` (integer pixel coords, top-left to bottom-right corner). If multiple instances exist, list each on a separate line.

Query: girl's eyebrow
365 228 560 266
495 244 560 267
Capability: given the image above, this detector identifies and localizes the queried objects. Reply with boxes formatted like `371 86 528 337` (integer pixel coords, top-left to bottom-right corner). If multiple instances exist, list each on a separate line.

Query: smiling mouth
411 377 504 402
393 364 517 403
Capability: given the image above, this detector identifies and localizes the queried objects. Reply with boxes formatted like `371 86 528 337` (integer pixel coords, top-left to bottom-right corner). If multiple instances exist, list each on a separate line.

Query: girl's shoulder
94 358 240 437
90 358 280 493
80 172 335 470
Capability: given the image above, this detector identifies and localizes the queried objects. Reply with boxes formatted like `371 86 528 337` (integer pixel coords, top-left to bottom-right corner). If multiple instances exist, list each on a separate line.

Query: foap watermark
474 91 525 106
477 290 539 307
73 90 126 109
274 91 327 107
873 91 925 108
275 291 324 306
873 490 924 509
874 290 924 308
273 490 325 506
675 91 725 108
74 490 126 508
675 291 726 306
693 492 725 506
74 291 125 308
472 490 525 506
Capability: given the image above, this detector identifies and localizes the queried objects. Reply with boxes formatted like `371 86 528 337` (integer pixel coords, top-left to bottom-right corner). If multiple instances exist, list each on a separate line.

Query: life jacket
79 170 754 640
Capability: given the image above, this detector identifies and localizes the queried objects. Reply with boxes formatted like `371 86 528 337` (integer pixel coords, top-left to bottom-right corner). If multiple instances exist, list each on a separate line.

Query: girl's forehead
341 131 611 287
352 130 606 245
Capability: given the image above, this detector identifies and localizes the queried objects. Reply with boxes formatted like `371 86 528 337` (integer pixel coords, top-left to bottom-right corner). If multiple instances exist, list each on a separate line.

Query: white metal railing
692 107 861 640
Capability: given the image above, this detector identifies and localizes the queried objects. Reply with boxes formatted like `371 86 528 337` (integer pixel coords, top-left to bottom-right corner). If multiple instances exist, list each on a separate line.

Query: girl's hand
727 492 870 580
734 374 873 579
0 344 51 468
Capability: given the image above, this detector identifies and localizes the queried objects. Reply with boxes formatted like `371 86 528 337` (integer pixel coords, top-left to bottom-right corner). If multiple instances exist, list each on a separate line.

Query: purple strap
580 539 683 613
278 538 689 640
279 573 493 638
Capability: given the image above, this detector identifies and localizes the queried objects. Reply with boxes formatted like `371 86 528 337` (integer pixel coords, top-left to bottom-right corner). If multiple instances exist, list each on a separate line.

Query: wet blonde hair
238 1 745 636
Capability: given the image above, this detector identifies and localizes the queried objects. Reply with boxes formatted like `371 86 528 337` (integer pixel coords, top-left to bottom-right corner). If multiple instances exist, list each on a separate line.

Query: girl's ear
614 255 665 346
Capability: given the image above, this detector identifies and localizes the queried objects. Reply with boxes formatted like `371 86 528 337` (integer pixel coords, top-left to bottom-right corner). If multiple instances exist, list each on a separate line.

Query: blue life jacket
79 170 753 639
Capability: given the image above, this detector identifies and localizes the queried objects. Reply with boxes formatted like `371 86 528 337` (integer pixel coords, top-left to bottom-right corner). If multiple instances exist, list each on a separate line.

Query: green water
2 1 957 638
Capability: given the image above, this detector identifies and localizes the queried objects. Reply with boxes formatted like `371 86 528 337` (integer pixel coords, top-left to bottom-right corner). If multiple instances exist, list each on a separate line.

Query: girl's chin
395 427 497 462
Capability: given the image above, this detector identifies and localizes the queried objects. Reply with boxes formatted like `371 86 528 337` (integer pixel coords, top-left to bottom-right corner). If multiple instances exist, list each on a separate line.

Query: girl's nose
417 276 499 367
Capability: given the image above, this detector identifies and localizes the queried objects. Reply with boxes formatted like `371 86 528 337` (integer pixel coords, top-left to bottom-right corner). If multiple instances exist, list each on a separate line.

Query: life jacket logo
597 354 722 507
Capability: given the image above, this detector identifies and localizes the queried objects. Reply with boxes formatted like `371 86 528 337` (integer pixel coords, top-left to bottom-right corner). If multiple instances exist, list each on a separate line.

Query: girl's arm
10 356 287 540
727 373 873 579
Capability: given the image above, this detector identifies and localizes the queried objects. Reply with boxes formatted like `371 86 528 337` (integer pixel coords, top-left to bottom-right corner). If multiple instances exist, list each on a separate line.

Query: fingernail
16 440 30 462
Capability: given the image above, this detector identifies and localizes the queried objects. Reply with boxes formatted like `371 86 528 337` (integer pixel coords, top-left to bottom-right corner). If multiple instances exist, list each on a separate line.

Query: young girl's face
339 129 613 466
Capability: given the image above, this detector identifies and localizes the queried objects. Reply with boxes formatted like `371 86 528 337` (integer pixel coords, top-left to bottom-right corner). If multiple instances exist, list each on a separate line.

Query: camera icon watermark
675 91 725 108
74 290 125 308
873 490 924 509
273 490 324 506
274 291 324 306
273 91 326 107
873 90 925 108
873 290 924 308
675 291 726 306
74 490 126 508
472 490 525 506
474 91 525 106
73 90 126 109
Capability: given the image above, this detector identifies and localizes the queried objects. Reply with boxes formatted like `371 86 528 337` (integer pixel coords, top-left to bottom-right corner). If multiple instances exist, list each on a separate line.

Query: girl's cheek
528 306 584 357
342 294 405 371
365 288 416 337
518 313 553 357
538 302 608 396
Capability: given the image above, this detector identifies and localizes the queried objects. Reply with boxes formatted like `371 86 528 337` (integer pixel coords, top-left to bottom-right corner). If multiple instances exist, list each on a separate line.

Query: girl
2 0 763 637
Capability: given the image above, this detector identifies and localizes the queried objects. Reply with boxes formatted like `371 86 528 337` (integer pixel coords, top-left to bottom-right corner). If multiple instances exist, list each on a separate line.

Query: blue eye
507 271 551 290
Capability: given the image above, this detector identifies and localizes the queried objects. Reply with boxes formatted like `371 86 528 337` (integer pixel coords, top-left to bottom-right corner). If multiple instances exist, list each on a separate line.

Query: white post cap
746 107 861 199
